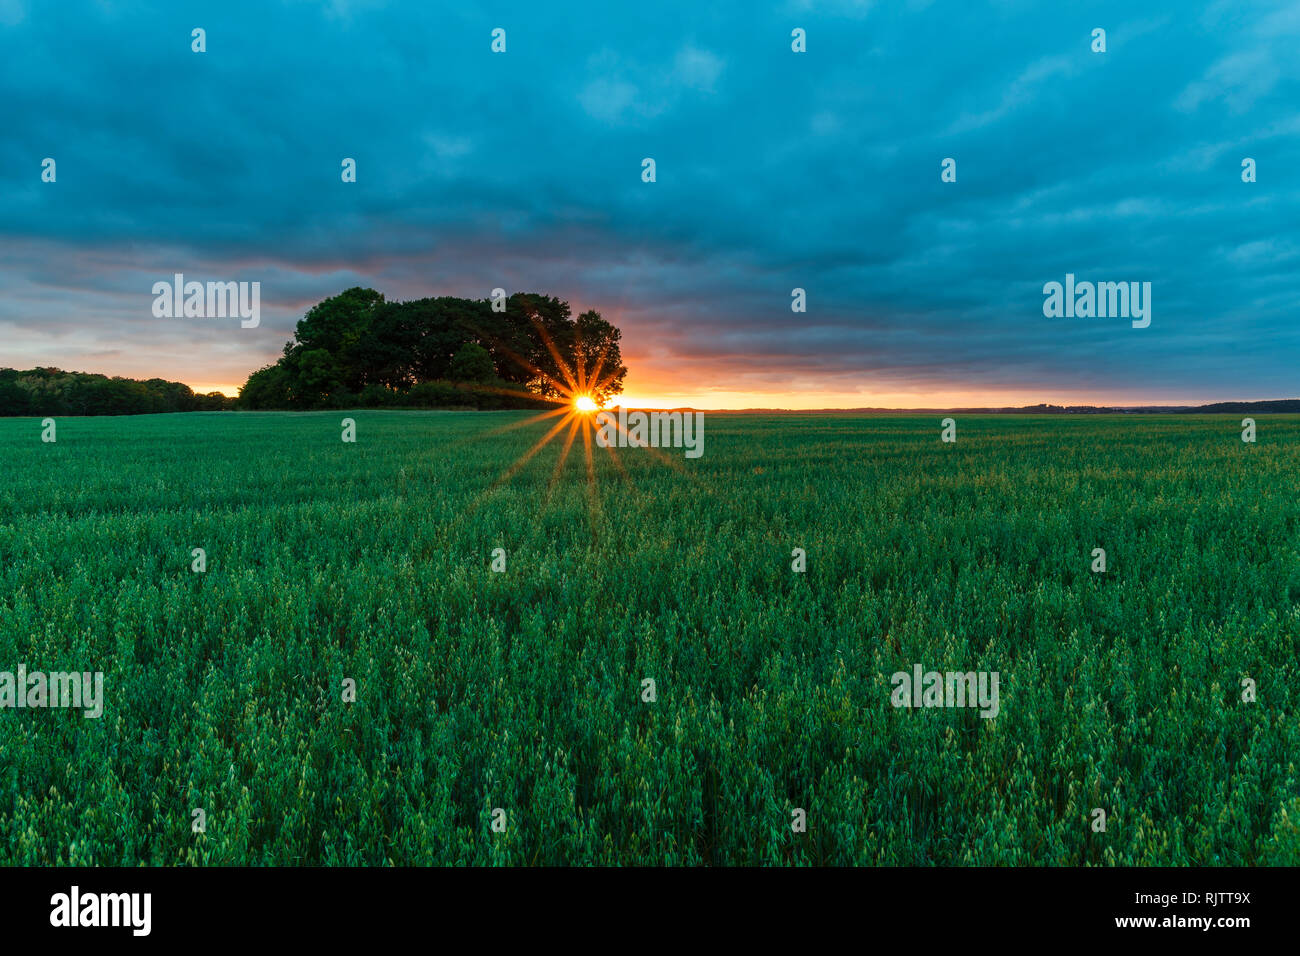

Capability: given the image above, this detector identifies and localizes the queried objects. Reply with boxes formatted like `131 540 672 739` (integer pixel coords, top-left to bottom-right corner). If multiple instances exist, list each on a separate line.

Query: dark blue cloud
1 0 1297 402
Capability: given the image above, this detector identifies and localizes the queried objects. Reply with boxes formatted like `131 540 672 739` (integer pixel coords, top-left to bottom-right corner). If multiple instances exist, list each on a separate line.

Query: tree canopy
0 368 232 417
238 289 628 410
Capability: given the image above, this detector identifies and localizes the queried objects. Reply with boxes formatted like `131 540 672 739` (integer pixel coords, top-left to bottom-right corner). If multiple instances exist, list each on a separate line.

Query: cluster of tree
0 368 233 417
238 288 627 410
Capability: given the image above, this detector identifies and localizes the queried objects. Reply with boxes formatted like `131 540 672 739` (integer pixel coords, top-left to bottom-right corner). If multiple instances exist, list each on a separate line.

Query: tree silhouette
238 288 627 410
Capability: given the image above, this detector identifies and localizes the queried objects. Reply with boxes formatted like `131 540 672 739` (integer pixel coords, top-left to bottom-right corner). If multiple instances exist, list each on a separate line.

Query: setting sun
574 395 598 412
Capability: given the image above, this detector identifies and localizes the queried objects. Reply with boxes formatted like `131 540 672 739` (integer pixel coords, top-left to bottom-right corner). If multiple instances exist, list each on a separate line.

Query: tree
238 364 292 410
450 342 495 383
573 309 627 405
0 368 232 416
284 287 386 393
0 378 29 416
288 348 345 407
504 293 575 398
236 289 629 410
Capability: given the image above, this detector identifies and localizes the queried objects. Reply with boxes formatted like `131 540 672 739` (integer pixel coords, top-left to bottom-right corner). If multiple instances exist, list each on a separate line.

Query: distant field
1 411 1297 865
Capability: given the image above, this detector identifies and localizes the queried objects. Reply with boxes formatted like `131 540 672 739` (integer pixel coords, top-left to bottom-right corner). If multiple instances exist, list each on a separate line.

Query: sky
1 0 1298 408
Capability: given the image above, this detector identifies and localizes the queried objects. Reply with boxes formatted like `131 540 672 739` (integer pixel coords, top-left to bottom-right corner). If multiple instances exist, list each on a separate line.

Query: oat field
1 411 1297 865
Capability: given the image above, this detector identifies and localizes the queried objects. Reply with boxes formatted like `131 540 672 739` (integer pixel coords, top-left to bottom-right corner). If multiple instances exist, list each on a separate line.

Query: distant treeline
0 368 233 417
1193 400 1300 414
783 401 1300 414
239 288 627 411
1005 401 1300 414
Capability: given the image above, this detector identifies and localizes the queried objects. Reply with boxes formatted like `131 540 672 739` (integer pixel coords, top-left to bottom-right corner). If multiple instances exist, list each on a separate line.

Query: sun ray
431 404 572 461
526 314 579 395
409 308 656 541
586 347 608 396
452 327 576 403
597 435 630 482
480 404 571 434
580 413 595 486
599 413 701 480
546 413 582 499
579 417 604 547
492 411 578 488
454 381 572 406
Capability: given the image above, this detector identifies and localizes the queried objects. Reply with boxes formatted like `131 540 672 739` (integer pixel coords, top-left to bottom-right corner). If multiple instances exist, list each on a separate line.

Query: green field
1 411 1297 865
